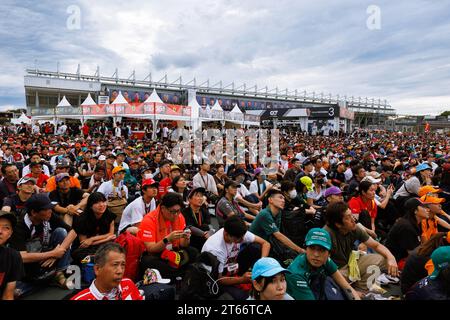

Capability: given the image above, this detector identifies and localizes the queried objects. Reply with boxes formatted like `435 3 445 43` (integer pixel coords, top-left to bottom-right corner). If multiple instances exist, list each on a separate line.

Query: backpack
178 251 221 300
115 231 146 281
310 273 350 300
280 209 309 247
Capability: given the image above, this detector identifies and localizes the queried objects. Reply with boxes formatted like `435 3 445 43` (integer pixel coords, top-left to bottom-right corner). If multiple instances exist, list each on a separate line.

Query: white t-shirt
306 187 326 201
162 127 169 138
344 168 353 182
193 172 218 195
201 228 256 274
118 196 156 233
98 180 129 200
115 127 121 137
249 180 272 196
22 164 51 177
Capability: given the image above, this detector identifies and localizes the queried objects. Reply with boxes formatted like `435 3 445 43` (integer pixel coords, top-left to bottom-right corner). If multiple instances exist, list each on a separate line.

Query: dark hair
417 232 450 257
84 192 108 216
325 201 349 231
266 189 283 199
161 192 184 208
224 215 247 238
440 171 450 188
1 163 16 175
160 160 171 167
171 175 185 192
281 180 295 193
351 165 364 177
358 180 373 195
95 243 126 267
251 274 280 300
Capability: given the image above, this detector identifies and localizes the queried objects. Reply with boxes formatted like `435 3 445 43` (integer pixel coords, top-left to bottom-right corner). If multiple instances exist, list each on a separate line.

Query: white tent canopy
111 91 129 105
11 113 31 125
211 100 223 112
81 93 97 106
230 104 243 114
144 88 165 104
57 96 72 107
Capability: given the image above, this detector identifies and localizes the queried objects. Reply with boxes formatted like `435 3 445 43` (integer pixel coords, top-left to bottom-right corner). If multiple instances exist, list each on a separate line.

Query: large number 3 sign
328 107 335 117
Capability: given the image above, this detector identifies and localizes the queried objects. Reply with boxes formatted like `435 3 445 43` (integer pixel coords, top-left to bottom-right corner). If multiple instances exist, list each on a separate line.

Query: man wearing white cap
2 177 36 217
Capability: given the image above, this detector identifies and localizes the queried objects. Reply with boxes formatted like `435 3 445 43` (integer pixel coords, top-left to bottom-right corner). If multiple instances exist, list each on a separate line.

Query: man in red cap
118 178 159 235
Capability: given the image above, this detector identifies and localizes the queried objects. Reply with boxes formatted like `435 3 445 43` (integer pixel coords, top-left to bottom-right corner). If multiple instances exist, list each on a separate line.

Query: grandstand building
24 67 395 133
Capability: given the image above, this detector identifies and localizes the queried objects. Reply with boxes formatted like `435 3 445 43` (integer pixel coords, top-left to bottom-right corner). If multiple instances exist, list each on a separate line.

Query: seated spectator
71 243 143 300
286 228 360 300
405 246 450 300
385 198 430 268
348 181 378 234
233 168 262 217
250 189 305 261
49 173 89 226
324 201 398 289
86 166 105 193
2 177 36 218
138 193 198 280
71 192 116 265
248 257 293 300
45 159 81 192
22 152 51 177
306 172 327 209
24 161 49 191
78 153 98 190
214 164 229 196
8 194 77 297
249 168 273 202
167 175 189 204
158 165 181 201
181 187 213 251
192 162 219 203
420 194 450 242
118 178 159 235
0 163 19 206
216 180 252 228
201 216 270 300
98 166 129 225
401 232 450 295
0 211 24 300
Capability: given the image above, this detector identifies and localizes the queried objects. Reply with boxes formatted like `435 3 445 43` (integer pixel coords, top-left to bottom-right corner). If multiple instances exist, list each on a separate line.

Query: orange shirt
421 217 438 242
137 209 186 248
45 176 81 192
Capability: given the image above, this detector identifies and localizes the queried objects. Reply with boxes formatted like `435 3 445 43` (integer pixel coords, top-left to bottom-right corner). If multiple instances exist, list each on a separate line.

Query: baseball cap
17 176 37 186
107 153 116 159
361 176 382 184
300 176 313 192
188 187 206 199
251 257 291 281
418 186 441 197
421 194 445 204
302 158 312 166
141 178 159 188
305 228 332 251
324 186 343 198
56 158 70 168
430 246 450 280
26 194 57 211
254 168 263 175
416 163 432 173
368 171 382 179
232 168 246 178
404 197 427 212
0 210 17 228
143 268 171 285
56 173 70 183
112 166 126 175
170 165 181 172
98 155 106 161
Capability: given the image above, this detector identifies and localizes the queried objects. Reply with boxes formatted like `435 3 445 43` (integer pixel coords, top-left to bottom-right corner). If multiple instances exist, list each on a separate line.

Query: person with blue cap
248 257 294 300
405 246 450 300
285 228 360 300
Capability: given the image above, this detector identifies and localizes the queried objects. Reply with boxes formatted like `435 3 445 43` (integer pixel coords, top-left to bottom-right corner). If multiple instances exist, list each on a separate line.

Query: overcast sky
1 0 450 115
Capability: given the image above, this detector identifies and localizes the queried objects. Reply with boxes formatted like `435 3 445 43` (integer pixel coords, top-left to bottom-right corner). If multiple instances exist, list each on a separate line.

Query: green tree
440 111 450 117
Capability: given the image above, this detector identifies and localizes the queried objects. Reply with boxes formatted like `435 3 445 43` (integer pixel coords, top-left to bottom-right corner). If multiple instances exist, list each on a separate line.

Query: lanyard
191 207 202 226
200 174 209 190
